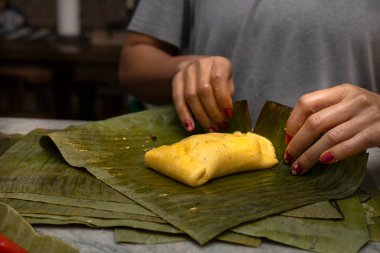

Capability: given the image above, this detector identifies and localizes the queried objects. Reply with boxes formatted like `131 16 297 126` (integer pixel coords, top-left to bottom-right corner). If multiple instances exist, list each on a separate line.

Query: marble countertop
1 117 380 253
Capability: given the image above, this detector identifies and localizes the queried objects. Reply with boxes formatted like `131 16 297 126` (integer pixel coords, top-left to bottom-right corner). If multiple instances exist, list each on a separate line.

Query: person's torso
188 0 380 119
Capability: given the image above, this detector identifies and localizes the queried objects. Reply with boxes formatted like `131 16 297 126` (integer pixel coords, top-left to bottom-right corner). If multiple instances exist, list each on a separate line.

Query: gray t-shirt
128 0 380 120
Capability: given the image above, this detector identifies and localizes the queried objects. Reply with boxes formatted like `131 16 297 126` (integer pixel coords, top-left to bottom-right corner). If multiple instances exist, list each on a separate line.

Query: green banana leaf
22 214 180 233
114 228 261 247
232 197 369 253
0 192 154 216
281 200 342 219
361 174 380 218
115 228 186 244
0 132 22 156
0 197 164 223
46 101 368 244
0 129 167 217
0 201 79 253
368 217 380 242
0 128 341 240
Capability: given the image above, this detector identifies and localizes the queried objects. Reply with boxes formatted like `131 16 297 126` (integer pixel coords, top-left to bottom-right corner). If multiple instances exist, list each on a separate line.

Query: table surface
1 117 380 253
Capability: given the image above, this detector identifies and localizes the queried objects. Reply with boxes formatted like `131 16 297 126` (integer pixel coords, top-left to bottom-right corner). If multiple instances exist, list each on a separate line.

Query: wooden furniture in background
0 39 126 119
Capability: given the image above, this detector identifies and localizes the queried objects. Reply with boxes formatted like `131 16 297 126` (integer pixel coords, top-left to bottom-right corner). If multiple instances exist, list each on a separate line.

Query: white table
1 117 380 253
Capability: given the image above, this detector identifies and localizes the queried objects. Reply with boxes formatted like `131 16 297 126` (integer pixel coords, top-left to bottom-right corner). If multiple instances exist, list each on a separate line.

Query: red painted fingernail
183 120 194 132
224 108 233 119
319 152 335 164
291 162 303 175
218 122 229 130
208 127 218 133
285 133 293 145
284 151 293 164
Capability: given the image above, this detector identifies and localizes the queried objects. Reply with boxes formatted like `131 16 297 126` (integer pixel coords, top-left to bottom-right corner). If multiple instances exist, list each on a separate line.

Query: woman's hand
285 83 380 175
172 56 235 132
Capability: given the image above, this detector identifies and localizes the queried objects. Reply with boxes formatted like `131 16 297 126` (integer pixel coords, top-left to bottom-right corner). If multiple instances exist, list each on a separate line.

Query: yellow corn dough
144 132 278 187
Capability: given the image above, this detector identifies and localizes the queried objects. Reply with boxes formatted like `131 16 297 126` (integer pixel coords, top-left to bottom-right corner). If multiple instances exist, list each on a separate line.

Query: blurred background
0 0 139 120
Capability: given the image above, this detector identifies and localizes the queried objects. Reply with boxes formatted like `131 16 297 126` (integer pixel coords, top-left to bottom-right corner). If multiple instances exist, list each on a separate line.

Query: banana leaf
0 130 167 217
114 228 186 244
368 217 380 242
114 228 261 247
0 197 164 223
361 174 380 218
0 192 154 215
0 128 341 240
281 200 342 219
45 101 368 244
232 197 369 253
22 213 180 233
0 202 79 253
0 132 23 156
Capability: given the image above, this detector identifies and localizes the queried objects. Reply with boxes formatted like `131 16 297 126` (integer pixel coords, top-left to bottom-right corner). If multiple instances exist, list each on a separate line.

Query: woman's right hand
172 56 235 132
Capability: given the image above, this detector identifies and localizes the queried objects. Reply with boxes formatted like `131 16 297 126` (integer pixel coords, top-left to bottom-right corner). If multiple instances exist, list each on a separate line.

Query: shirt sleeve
127 0 189 49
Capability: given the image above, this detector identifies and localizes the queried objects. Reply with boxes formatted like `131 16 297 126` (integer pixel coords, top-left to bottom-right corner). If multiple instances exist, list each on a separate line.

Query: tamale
144 132 278 186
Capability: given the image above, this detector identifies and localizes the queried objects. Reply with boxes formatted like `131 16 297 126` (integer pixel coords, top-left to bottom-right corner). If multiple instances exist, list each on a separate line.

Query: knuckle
305 114 322 132
300 152 317 165
176 104 188 115
339 83 353 89
215 56 232 67
297 94 315 113
185 91 197 103
172 72 182 84
339 141 350 155
359 128 375 147
325 129 342 145
172 91 182 103
354 94 371 106
210 71 225 84
198 84 213 97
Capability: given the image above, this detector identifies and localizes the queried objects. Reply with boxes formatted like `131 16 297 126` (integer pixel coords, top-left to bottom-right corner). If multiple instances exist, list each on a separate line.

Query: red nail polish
319 152 335 164
208 127 218 133
285 133 293 145
183 120 194 132
284 151 293 164
291 162 303 175
224 108 233 119
218 122 229 130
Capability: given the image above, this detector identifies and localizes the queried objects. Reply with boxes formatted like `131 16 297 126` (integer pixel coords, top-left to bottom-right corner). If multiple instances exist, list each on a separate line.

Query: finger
286 85 346 141
285 98 359 164
184 64 217 132
319 126 380 164
289 117 365 175
172 72 195 132
196 60 228 129
210 58 234 120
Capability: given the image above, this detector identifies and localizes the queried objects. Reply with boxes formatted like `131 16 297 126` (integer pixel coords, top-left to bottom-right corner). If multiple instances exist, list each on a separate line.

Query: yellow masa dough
144 132 278 187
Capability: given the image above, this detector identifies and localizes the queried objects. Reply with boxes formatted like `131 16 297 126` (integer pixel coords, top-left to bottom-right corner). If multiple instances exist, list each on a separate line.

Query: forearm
119 43 198 105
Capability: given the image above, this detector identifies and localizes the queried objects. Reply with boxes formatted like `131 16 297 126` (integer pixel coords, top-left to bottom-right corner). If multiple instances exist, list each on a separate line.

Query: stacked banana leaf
0 101 378 253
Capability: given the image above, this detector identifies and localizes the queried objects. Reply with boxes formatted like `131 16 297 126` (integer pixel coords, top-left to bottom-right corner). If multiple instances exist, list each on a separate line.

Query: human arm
119 31 198 104
284 83 380 175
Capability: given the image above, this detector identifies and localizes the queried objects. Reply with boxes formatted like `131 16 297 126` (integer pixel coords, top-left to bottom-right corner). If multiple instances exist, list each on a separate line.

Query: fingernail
284 151 293 164
218 122 229 130
291 162 303 175
285 133 293 145
224 108 233 119
319 152 335 164
183 120 194 132
208 127 218 133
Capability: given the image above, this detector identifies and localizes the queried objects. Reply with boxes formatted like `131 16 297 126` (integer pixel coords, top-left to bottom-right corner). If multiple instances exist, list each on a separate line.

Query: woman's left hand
284 83 380 175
